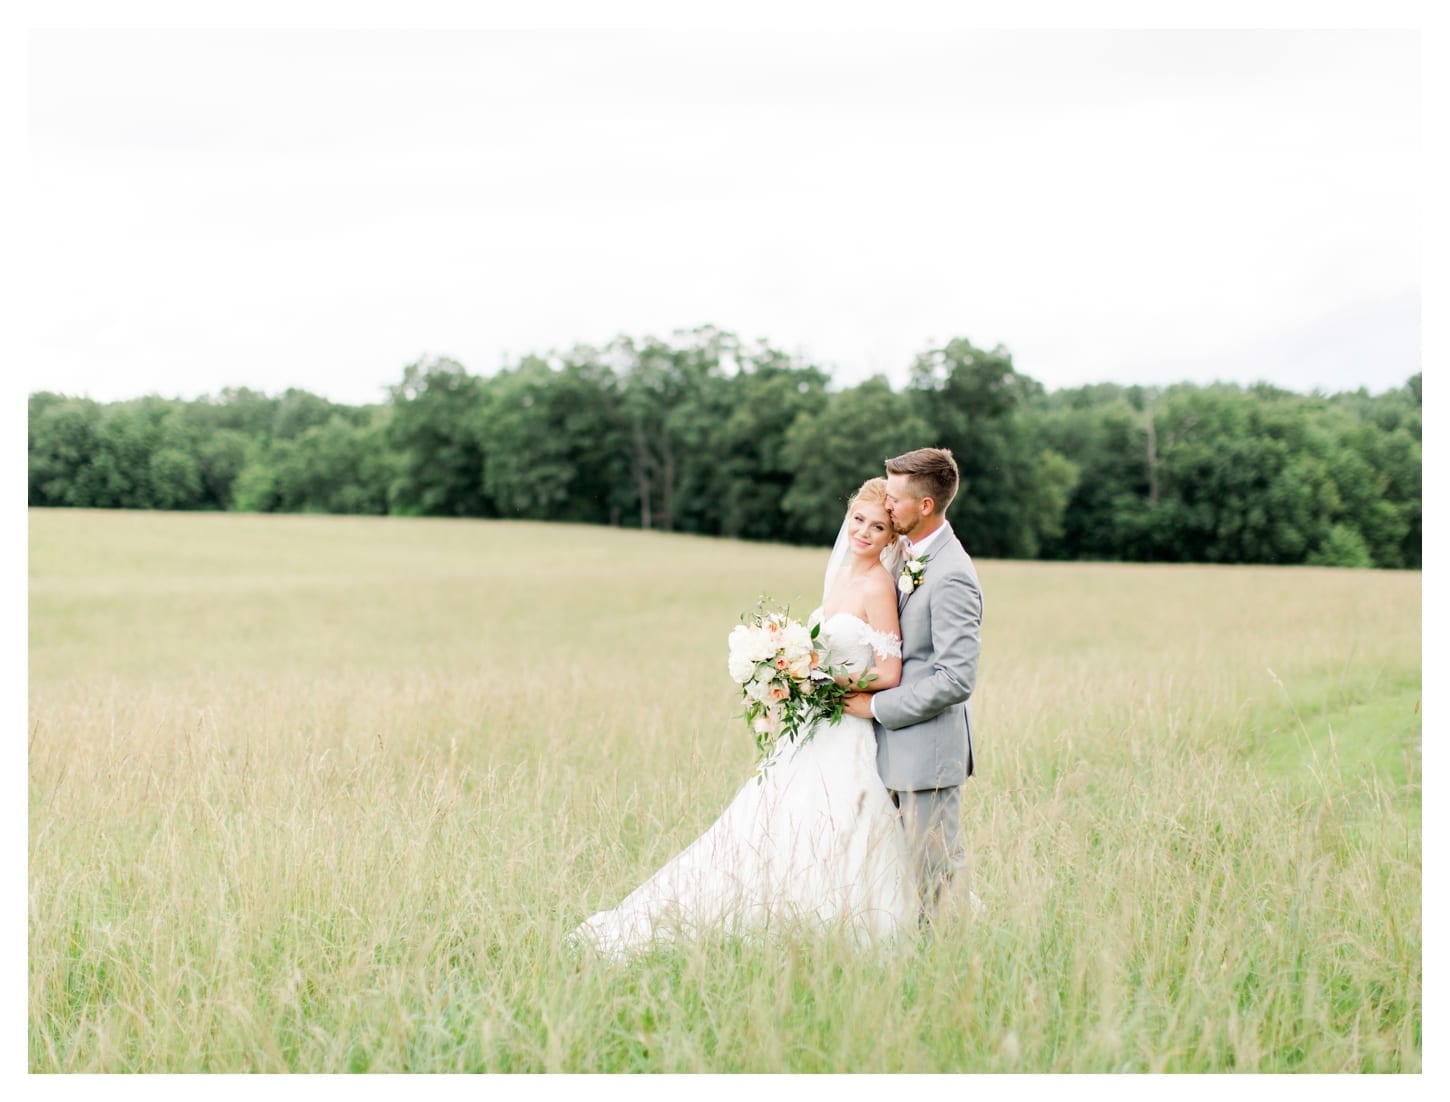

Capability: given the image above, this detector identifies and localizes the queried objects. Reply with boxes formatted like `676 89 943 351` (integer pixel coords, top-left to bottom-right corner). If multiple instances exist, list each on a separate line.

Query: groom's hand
842 692 874 720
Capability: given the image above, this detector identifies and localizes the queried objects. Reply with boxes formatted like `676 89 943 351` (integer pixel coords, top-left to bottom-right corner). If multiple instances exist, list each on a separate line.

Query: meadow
28 508 1421 1073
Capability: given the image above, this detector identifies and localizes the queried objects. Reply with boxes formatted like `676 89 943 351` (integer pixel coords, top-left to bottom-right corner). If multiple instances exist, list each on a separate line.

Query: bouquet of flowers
727 599 873 774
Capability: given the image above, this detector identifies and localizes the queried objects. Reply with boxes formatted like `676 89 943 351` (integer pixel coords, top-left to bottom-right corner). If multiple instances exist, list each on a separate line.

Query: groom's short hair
885 448 959 514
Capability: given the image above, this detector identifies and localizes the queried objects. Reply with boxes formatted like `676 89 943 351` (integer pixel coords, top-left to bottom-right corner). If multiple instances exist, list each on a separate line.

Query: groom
843 447 983 926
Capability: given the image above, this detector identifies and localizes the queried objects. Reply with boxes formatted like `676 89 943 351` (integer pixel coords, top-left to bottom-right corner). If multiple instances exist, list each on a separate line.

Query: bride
569 478 918 957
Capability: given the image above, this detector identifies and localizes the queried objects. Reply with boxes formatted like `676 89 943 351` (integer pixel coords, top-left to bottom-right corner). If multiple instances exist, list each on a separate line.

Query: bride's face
847 499 896 558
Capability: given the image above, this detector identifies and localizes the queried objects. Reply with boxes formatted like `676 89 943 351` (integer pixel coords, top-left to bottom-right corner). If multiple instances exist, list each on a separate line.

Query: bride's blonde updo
849 476 891 516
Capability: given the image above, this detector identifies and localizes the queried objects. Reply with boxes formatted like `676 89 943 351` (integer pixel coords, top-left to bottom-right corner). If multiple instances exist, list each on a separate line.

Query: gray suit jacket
872 525 982 791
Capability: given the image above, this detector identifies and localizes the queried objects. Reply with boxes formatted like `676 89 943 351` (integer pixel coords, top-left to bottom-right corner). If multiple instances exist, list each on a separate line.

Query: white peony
744 673 773 703
898 574 914 595
731 624 779 663
728 652 757 684
780 622 812 654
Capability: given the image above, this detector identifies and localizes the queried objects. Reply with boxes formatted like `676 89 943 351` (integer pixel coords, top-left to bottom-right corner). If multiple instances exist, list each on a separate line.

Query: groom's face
884 473 926 535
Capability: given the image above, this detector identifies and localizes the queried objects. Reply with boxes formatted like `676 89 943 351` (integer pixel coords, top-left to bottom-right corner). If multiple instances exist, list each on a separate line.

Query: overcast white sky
24 19 1423 405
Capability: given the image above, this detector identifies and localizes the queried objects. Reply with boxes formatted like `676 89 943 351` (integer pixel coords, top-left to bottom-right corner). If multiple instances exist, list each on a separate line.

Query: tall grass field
28 508 1421 1072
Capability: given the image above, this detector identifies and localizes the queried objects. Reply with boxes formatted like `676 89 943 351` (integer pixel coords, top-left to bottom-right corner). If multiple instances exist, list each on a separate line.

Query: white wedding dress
569 610 918 958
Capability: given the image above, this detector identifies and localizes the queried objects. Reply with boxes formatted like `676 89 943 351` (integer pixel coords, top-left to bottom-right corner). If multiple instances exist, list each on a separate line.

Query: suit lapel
899 531 957 617
897 553 920 614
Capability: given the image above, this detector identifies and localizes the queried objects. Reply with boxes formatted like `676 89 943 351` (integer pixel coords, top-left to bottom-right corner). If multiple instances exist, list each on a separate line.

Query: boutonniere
898 553 930 595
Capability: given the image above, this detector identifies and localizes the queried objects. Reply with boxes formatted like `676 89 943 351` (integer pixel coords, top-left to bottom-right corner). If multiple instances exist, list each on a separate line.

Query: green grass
28 509 1421 1072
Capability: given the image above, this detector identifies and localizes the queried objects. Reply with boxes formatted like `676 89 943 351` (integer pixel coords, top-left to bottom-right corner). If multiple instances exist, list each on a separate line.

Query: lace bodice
809 609 902 675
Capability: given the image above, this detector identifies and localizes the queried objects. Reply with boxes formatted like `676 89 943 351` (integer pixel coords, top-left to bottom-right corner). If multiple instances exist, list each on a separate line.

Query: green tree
87 397 196 509
906 337 1074 557
386 357 490 517
479 353 630 524
781 377 934 544
705 343 832 541
271 388 349 441
29 394 102 507
230 440 282 513
1029 396 1155 561
613 326 737 532
186 387 281 439
272 411 393 514
148 446 203 511
193 429 251 511
1308 524 1375 569
1319 411 1419 569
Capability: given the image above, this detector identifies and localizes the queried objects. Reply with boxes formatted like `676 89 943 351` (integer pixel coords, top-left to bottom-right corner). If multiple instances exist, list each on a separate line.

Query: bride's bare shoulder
865 564 898 599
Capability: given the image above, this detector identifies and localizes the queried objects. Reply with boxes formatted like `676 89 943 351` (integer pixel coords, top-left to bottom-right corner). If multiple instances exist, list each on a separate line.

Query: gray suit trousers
890 785 967 922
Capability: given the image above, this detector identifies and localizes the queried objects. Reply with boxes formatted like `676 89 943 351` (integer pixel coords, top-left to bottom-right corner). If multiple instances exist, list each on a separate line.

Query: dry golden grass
28 508 1421 1072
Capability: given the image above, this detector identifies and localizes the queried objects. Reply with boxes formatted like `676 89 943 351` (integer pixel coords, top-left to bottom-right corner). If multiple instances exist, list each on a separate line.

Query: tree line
28 325 1421 568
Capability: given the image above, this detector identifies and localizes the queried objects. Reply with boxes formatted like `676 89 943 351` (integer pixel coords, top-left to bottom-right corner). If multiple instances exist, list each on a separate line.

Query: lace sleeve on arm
867 628 902 660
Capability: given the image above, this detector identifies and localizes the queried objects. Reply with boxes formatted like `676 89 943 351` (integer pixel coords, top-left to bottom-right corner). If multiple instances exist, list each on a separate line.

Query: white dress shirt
902 519 953 560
